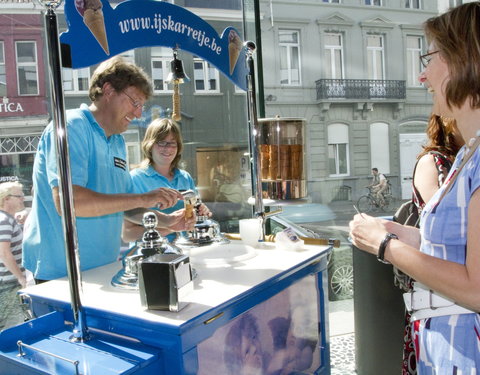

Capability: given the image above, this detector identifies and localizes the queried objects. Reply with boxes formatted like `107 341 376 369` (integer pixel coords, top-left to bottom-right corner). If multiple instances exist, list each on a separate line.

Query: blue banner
61 0 248 90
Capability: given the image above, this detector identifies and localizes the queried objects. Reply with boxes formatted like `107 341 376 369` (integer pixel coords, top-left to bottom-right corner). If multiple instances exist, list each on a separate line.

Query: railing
316 79 406 100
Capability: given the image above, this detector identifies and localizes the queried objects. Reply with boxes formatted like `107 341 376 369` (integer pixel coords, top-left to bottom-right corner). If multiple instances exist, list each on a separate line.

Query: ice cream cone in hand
228 29 243 75
185 203 194 219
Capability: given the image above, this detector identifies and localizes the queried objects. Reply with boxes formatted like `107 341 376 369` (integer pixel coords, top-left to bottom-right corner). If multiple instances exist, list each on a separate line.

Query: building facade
0 0 461 219
0 1 49 200
259 0 442 203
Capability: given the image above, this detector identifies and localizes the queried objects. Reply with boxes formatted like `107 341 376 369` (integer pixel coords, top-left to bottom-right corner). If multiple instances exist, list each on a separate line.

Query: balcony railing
316 79 406 101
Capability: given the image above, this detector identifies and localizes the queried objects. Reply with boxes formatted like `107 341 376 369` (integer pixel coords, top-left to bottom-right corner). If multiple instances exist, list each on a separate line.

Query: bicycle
356 186 393 213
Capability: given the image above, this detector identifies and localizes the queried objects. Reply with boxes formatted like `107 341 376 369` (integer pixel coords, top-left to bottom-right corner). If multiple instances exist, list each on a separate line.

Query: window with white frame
322 0 340 3
328 123 349 176
0 134 41 201
370 122 390 174
365 0 381 5
151 47 173 93
405 0 421 8
367 34 384 80
0 41 5 97
406 36 422 87
15 41 39 95
63 67 90 93
279 30 301 86
193 57 220 93
324 33 344 79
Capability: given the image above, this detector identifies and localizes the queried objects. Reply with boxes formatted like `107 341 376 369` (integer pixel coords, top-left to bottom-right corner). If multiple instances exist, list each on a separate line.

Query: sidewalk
329 298 356 375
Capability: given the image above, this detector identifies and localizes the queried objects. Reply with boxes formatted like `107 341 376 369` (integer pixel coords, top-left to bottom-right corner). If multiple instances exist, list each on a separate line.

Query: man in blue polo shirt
23 56 192 282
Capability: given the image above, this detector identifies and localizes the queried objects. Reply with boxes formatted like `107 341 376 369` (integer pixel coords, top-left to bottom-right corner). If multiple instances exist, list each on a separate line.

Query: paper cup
239 218 263 248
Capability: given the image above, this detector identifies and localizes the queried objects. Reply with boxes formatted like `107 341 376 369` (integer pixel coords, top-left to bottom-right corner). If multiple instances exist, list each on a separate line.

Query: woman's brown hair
417 115 463 160
424 2 480 109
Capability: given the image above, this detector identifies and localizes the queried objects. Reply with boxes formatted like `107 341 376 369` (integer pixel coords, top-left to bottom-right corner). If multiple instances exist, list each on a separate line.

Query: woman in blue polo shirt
123 118 211 243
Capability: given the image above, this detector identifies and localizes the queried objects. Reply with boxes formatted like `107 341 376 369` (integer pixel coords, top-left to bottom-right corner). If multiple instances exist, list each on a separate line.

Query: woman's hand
348 214 389 256
165 209 196 232
197 203 212 217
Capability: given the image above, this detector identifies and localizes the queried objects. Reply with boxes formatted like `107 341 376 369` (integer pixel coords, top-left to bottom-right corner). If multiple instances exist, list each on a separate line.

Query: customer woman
350 3 480 372
399 114 463 375
123 118 211 243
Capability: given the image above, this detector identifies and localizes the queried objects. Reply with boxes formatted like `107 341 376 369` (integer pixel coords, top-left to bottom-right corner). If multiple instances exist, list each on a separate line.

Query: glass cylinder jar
257 117 307 200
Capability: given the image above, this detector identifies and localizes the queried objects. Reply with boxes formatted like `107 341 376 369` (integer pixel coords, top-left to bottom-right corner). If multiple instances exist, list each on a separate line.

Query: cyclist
367 168 388 207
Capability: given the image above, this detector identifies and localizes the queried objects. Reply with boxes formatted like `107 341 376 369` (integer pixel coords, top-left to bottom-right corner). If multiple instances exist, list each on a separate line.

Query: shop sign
0 176 19 183
0 97 24 113
61 0 249 91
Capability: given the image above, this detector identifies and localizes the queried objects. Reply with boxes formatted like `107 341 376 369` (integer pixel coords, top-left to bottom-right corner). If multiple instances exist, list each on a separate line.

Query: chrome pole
44 4 89 341
245 41 265 241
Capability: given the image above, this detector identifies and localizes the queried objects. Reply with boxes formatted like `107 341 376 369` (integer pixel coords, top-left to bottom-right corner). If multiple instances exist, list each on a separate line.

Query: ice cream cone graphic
76 0 110 55
84 9 109 55
228 29 243 75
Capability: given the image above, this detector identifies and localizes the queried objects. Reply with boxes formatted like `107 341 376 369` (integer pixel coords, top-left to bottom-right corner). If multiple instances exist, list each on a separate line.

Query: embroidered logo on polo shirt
114 157 127 171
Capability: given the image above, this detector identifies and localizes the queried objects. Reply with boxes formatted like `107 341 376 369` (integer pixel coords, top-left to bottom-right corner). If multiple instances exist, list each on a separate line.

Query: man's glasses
8 194 24 198
122 91 145 112
420 50 439 68
156 141 178 149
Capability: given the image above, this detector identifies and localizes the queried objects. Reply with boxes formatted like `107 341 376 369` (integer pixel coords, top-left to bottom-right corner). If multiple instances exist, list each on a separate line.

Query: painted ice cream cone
228 29 243 75
84 9 109 55
76 0 109 55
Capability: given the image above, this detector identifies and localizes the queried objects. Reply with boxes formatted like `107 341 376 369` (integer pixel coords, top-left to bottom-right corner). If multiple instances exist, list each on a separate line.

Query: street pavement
329 299 356 375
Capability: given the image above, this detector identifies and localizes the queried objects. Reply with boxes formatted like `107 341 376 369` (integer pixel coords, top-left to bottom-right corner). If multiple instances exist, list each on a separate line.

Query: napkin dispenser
138 253 193 312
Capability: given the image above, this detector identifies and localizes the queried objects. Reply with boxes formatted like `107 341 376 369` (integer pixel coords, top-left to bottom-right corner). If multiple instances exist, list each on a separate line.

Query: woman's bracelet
378 233 398 264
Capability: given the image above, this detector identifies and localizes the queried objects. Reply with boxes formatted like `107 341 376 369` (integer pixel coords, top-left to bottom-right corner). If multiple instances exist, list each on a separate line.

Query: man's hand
142 188 183 210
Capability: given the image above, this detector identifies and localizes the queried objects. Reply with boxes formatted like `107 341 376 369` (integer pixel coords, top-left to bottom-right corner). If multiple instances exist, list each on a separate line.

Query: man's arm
52 185 183 217
122 218 176 243
122 208 196 243
378 176 387 187
0 242 26 288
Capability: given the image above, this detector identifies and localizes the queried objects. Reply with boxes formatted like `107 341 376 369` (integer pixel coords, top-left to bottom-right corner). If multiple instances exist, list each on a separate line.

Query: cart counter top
22 240 330 330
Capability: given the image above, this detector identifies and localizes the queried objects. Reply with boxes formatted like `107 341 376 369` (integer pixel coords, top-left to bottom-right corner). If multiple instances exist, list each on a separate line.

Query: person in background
0 182 26 330
399 114 463 375
367 167 388 207
350 3 480 372
123 118 211 243
23 57 193 283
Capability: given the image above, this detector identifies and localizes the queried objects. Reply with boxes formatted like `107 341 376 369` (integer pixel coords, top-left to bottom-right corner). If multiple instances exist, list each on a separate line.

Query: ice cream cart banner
60 0 248 90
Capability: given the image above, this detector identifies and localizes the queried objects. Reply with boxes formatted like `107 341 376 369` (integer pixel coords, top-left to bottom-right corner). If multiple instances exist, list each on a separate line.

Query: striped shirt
0 210 24 287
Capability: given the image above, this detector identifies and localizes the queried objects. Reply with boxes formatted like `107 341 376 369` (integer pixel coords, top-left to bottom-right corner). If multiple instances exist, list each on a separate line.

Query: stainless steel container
138 253 193 312
258 117 307 200
111 212 182 290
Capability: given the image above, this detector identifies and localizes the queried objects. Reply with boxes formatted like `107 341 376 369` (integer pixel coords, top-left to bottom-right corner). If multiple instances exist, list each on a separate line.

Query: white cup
239 218 263 248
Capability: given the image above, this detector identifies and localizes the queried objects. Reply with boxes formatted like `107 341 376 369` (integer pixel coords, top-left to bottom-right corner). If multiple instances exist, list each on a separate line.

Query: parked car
268 211 353 302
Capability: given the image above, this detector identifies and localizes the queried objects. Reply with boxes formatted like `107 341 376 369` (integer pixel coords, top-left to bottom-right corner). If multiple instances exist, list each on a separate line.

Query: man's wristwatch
378 233 398 264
